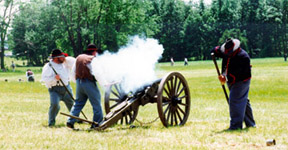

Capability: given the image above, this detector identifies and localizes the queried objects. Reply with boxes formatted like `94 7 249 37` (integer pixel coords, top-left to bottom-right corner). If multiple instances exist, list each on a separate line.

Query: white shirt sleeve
63 56 76 82
41 63 56 88
70 63 76 83
41 60 71 88
63 56 76 71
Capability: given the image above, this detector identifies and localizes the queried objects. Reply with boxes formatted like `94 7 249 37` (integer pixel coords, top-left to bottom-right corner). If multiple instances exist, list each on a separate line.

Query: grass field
0 58 287 149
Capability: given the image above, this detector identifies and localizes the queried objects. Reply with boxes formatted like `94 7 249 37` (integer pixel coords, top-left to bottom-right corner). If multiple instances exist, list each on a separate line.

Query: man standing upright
11 61 15 72
211 38 256 130
41 49 74 127
67 44 103 129
184 58 188 66
170 57 174 66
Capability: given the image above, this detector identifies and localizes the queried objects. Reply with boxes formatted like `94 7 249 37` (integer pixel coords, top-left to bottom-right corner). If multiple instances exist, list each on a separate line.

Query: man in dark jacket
211 38 256 130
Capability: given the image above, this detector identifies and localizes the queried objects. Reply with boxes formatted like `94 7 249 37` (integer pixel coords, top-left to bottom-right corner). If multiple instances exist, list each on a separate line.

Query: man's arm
210 46 225 58
41 63 56 83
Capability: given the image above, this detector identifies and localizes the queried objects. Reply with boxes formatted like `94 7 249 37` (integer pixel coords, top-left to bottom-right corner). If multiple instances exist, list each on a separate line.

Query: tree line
1 0 287 67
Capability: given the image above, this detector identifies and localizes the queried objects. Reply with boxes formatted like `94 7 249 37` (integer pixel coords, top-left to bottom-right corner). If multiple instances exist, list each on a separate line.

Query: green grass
0 57 287 149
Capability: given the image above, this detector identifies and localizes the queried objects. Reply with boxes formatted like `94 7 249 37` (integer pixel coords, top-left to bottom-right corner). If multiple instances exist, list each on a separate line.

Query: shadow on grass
214 126 255 134
116 124 151 130
42 122 89 129
42 123 66 128
42 123 152 133
71 124 152 133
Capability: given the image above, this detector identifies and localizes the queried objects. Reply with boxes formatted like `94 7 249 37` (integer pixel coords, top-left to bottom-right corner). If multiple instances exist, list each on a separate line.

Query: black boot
90 123 99 129
66 122 74 129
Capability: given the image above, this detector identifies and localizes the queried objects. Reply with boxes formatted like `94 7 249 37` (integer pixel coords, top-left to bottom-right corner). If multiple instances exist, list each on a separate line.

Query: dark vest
75 54 95 81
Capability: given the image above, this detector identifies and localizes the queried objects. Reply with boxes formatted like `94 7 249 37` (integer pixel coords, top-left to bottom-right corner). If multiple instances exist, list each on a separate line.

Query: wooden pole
60 112 98 125
211 53 229 104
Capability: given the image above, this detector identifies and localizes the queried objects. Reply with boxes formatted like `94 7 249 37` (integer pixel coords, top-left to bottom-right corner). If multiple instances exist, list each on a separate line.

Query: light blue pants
228 79 256 129
48 85 74 126
67 79 103 124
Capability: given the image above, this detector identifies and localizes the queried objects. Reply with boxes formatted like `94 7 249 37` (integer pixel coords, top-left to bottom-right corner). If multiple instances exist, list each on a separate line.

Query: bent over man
41 49 74 127
211 38 256 130
67 44 103 129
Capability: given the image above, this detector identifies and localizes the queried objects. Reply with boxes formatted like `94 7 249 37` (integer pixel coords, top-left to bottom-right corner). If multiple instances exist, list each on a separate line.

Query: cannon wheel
104 84 139 125
157 72 191 127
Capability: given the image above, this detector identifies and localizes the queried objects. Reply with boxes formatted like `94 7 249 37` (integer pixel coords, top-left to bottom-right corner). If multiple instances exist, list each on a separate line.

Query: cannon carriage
61 72 191 130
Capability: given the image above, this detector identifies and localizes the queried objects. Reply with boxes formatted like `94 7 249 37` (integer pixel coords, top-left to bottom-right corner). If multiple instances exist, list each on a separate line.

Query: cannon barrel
98 79 162 130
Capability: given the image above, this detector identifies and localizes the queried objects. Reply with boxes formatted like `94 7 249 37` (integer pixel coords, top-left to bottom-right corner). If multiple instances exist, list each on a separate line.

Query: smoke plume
91 36 164 94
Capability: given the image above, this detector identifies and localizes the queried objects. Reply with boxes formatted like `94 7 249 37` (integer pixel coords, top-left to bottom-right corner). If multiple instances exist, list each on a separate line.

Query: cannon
61 72 191 130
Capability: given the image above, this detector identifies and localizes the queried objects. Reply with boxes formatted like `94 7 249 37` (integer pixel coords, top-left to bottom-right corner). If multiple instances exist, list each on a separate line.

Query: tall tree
184 0 221 60
258 0 283 57
152 0 186 61
11 0 58 65
52 0 85 56
239 0 261 57
0 0 14 70
50 0 149 56
282 0 288 55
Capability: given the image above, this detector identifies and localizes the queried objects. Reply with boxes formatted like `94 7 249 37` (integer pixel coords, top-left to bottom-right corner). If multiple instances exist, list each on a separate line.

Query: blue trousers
228 79 256 129
67 79 103 124
48 85 74 126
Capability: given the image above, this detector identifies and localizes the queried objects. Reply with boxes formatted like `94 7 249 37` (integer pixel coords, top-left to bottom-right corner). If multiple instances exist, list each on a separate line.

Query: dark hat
220 38 240 55
51 49 66 58
84 44 97 52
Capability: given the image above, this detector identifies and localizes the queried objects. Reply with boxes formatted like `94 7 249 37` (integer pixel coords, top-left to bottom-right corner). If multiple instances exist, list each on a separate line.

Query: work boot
246 125 256 128
48 123 55 127
66 122 74 129
90 123 99 129
77 120 83 124
48 121 55 127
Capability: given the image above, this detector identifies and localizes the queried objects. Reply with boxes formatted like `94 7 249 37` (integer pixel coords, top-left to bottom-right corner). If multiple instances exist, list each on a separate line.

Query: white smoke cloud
91 36 164 94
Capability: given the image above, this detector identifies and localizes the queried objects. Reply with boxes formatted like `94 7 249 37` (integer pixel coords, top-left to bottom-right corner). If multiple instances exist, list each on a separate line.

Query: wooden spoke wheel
157 72 191 127
104 84 139 125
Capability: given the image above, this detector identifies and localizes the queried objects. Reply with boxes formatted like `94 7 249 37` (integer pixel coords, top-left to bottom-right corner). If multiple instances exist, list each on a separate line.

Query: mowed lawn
0 58 287 150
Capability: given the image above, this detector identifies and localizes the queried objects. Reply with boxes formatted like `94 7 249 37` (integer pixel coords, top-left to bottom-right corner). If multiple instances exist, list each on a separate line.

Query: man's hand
55 74 61 80
210 46 220 54
218 75 226 85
